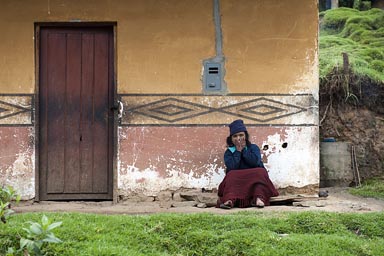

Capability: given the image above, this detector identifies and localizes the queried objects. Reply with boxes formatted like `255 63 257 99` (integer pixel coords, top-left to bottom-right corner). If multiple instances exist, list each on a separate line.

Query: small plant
7 215 62 256
0 186 21 204
0 201 13 223
0 186 20 224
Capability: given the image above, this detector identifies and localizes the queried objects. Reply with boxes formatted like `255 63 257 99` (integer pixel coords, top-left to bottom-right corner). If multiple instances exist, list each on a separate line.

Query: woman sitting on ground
217 119 279 209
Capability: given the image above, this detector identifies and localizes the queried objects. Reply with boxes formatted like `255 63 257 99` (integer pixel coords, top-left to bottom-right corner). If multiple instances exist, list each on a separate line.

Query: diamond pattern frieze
219 97 306 122
120 94 317 126
129 98 212 123
243 104 284 116
150 104 192 116
0 95 33 125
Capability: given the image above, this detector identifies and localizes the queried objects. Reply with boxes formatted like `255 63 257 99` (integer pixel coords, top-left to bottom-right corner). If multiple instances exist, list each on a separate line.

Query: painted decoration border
0 94 34 126
119 93 318 127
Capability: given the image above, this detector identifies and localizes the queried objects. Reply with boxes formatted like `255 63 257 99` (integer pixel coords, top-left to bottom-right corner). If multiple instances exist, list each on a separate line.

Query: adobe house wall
0 0 318 200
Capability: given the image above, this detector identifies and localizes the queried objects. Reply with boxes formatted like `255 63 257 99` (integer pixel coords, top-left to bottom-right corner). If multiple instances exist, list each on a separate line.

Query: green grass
1 211 384 255
349 178 384 199
319 7 384 82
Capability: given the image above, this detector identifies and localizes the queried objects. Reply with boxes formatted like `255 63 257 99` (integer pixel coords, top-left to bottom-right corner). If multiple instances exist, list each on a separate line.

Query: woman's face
231 132 246 144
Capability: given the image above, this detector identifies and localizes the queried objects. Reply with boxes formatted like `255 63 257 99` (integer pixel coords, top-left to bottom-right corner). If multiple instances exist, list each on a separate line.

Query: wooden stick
354 147 361 187
351 145 361 187
351 145 357 187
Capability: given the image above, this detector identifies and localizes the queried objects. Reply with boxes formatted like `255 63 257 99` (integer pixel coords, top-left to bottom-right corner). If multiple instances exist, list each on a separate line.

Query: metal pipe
213 0 223 58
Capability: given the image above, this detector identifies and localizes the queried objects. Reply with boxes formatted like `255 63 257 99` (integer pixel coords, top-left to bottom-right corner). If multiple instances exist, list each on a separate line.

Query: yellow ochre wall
0 0 319 200
222 0 318 93
0 0 215 93
0 0 317 94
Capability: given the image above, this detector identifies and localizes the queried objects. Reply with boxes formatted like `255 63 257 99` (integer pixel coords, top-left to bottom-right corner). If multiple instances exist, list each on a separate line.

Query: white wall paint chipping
3 144 35 200
262 127 319 188
118 164 225 196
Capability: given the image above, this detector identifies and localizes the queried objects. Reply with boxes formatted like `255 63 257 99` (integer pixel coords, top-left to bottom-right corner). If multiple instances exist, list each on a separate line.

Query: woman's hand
234 137 246 152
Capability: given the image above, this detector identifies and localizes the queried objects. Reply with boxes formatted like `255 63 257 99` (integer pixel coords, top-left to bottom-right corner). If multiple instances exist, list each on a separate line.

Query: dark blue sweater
224 144 264 173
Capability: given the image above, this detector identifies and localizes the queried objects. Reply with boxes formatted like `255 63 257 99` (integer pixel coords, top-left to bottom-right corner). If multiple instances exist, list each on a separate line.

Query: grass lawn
1 211 384 256
320 7 384 82
349 178 384 200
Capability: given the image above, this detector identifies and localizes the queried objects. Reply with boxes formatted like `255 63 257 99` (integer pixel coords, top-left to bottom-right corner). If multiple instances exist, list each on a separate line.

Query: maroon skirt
217 168 279 208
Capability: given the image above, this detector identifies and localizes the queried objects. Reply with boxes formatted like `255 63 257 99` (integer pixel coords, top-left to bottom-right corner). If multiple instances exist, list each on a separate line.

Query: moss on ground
320 7 384 82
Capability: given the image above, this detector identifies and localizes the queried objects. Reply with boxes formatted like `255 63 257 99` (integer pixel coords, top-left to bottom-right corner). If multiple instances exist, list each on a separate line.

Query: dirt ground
13 187 384 215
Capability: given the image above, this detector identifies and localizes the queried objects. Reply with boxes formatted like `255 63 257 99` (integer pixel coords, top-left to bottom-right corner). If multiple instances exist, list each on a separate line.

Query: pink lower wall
0 127 34 199
118 125 319 196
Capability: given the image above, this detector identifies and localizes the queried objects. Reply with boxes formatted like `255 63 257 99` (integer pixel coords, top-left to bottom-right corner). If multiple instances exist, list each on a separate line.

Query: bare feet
255 198 265 208
220 200 233 209
224 200 233 207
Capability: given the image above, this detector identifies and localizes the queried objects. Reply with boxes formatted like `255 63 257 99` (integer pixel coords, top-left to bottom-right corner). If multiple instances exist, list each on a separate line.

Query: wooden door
39 26 114 200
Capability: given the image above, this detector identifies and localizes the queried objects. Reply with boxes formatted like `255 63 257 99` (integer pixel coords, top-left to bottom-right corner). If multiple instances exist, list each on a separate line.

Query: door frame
34 22 118 202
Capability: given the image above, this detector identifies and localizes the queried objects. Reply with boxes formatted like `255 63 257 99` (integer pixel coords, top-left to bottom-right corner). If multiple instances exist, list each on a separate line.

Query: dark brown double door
39 26 114 200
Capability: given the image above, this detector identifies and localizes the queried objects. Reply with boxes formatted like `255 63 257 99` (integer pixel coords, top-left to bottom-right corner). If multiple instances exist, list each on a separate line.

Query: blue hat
229 119 247 136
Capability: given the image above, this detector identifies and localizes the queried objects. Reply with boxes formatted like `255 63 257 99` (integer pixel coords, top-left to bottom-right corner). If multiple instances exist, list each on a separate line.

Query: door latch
111 101 124 119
